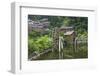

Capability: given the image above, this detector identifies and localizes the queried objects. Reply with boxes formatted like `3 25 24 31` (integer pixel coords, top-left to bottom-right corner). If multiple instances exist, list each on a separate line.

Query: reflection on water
32 43 88 60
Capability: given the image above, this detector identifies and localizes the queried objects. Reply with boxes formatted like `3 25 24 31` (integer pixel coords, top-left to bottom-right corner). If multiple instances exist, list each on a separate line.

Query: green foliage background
28 15 88 57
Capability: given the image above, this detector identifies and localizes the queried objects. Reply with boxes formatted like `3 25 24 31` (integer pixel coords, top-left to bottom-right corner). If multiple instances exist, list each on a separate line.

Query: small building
28 19 50 33
60 26 76 44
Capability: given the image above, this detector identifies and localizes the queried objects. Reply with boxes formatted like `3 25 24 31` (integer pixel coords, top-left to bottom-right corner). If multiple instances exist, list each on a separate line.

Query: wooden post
59 36 64 59
52 27 59 52
75 38 77 52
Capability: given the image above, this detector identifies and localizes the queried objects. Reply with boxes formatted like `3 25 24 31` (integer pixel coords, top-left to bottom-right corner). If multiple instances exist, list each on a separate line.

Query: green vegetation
28 15 88 60
28 30 52 55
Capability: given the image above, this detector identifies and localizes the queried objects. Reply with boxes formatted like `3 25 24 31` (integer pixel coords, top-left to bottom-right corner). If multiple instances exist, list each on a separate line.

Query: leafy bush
28 35 52 54
77 31 87 40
